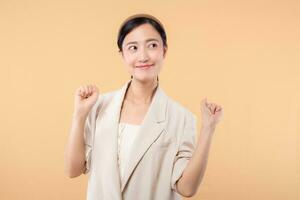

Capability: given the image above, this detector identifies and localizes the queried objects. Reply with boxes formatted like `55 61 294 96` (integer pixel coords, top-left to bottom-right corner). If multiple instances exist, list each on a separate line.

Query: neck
126 78 158 104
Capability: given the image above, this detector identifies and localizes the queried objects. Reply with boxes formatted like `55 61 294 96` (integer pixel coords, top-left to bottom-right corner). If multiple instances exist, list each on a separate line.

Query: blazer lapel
120 81 168 192
98 80 131 198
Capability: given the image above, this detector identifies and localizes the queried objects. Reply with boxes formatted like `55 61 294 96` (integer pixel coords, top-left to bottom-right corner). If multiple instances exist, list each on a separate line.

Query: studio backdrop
2 0 299 199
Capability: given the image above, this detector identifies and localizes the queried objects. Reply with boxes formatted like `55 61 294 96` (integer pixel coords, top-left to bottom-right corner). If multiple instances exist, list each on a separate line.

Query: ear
163 47 168 58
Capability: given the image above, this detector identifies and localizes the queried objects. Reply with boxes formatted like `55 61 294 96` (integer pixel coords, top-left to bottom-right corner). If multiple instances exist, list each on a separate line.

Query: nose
138 47 149 63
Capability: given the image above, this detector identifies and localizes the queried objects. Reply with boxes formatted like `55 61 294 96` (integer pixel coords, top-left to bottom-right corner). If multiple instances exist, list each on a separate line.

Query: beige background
1 0 299 199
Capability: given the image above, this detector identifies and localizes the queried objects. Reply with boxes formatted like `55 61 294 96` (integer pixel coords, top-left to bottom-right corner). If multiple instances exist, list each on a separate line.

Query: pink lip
136 64 154 68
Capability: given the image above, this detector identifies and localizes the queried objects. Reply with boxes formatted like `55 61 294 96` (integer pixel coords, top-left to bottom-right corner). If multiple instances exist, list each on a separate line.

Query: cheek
123 54 135 65
151 51 164 61
153 48 165 58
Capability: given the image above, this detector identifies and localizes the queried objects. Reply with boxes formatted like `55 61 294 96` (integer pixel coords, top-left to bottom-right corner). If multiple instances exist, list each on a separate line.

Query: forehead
123 23 162 45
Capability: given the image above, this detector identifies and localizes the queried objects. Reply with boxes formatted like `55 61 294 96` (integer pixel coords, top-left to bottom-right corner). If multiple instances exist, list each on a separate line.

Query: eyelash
128 43 158 51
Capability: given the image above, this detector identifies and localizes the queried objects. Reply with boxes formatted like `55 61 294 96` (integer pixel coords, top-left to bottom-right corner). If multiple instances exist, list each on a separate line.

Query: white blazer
83 79 197 200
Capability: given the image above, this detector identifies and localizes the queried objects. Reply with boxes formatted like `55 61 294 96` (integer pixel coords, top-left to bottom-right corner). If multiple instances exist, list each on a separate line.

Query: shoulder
166 95 197 123
97 90 117 104
89 89 118 117
163 94 197 142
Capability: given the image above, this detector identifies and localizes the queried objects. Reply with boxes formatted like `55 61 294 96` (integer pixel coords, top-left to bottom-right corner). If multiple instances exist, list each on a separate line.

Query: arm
64 84 100 178
64 113 88 178
176 98 223 197
176 125 215 197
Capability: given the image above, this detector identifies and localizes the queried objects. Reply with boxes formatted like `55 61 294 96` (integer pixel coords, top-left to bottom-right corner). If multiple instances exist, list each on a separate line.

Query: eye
149 43 158 48
128 45 137 51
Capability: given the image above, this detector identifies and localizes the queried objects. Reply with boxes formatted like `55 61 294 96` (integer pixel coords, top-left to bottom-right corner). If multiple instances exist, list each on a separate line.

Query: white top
117 122 141 181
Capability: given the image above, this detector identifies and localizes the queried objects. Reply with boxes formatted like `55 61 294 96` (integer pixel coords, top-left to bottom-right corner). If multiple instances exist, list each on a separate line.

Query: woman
65 14 223 200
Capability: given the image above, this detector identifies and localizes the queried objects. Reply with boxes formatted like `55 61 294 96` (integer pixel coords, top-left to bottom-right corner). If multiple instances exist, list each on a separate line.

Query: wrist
200 124 216 133
72 111 88 121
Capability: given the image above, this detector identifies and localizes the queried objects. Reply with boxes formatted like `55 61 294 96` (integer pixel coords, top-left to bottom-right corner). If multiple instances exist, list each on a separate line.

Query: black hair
117 14 167 52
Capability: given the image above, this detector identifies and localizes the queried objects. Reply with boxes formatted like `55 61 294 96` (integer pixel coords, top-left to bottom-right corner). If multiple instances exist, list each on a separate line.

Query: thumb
201 98 212 114
201 98 208 107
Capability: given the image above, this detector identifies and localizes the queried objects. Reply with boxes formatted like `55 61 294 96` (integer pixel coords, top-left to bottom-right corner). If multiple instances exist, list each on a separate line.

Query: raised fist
73 84 99 118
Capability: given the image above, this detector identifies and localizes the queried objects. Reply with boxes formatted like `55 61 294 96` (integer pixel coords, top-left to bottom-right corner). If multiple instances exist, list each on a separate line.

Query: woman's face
121 23 167 83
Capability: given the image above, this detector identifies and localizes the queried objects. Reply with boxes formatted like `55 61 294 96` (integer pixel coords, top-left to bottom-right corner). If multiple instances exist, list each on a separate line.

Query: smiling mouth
135 64 154 68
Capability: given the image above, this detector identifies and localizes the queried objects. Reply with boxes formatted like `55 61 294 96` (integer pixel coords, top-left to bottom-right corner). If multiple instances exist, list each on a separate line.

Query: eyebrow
125 38 159 46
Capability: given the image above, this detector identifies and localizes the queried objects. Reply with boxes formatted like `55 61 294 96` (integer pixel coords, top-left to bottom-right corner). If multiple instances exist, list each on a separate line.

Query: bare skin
119 78 158 125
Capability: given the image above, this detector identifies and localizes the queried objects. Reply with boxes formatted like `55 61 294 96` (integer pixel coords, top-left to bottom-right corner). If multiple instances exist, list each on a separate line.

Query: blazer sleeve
171 111 197 192
82 95 103 174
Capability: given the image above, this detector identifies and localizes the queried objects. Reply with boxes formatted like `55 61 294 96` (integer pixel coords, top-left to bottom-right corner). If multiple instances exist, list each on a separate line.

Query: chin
133 75 156 83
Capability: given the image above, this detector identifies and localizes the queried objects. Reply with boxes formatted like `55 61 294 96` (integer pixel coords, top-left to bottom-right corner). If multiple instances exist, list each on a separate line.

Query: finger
212 103 218 114
87 85 92 96
83 85 89 97
205 98 209 106
209 104 214 114
216 106 222 112
90 84 94 94
82 86 87 97
212 105 217 114
201 98 210 113
76 87 81 96
87 85 91 96
93 84 98 92
86 85 90 96
81 86 85 97
201 98 209 108
206 103 212 114
79 86 84 97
